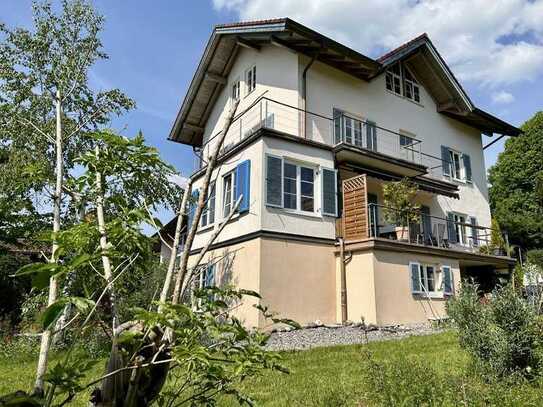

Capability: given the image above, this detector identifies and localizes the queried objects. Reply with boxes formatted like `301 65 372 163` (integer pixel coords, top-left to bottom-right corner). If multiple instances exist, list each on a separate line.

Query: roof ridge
377 33 429 63
214 18 288 30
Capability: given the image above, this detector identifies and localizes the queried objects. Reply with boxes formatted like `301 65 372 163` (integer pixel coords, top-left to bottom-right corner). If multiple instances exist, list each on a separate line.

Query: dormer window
385 62 421 104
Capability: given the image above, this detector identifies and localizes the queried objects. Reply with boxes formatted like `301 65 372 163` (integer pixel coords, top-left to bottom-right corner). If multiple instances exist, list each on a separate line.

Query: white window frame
200 182 216 228
222 171 236 218
449 149 465 182
386 63 402 96
245 65 256 95
416 262 445 298
283 160 316 214
386 62 422 104
231 77 240 103
399 132 417 162
265 154 321 216
451 212 468 246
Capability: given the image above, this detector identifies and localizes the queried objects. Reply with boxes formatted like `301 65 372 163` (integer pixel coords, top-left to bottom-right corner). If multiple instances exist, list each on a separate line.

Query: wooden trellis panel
342 174 368 241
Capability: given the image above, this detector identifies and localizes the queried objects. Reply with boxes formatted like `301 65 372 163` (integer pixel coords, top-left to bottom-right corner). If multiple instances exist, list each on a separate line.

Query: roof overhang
377 35 521 137
168 18 381 147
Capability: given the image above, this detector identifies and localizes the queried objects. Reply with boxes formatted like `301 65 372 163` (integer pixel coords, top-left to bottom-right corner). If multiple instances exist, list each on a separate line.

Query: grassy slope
1 332 541 406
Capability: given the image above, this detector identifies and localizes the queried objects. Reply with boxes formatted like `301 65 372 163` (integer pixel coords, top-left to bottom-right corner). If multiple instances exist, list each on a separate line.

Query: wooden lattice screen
342 174 368 241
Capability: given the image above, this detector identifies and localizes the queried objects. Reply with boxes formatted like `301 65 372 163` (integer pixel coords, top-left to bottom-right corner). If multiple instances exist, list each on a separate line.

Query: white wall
200 45 300 162
190 44 493 249
304 59 491 228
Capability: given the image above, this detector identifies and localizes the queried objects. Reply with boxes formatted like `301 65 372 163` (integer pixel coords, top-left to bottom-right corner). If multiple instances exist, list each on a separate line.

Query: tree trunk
158 177 193 310
34 90 63 394
171 100 239 305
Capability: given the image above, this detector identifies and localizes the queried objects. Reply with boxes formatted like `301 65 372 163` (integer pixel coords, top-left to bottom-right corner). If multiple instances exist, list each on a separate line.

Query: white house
163 18 519 327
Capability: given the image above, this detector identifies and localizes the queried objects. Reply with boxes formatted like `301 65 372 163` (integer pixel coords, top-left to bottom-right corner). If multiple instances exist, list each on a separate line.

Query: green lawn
1 331 542 406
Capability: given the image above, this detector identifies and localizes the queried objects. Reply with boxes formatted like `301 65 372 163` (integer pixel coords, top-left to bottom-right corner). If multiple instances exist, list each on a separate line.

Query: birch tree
0 0 133 394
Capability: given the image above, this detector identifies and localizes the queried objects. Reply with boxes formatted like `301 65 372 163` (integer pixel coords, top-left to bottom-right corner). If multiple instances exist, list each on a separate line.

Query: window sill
413 292 446 299
385 89 424 107
196 224 215 234
267 205 322 219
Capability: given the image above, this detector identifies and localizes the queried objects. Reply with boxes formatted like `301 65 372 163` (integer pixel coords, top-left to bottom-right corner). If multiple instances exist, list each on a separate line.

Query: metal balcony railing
197 96 431 171
367 203 510 256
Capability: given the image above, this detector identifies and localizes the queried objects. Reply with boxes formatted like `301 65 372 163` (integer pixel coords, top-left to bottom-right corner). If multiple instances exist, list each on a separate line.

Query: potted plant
382 178 421 241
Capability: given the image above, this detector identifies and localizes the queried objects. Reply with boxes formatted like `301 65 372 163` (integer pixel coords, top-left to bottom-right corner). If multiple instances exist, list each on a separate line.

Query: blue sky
3 0 543 224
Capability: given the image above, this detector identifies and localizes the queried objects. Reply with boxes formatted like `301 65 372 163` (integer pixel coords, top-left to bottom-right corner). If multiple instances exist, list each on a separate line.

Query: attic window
385 62 421 104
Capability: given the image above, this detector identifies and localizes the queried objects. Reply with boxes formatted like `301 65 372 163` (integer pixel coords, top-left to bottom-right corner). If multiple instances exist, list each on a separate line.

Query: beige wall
336 250 377 324
189 236 337 328
340 248 461 326
259 238 337 327
188 238 262 327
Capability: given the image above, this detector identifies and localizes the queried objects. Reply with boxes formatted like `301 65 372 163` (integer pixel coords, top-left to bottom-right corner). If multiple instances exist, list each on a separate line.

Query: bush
447 282 543 379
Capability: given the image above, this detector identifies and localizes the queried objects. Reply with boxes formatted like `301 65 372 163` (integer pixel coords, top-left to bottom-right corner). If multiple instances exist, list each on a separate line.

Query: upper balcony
198 96 448 182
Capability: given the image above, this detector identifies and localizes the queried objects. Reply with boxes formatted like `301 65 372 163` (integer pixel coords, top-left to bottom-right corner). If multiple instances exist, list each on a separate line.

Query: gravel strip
265 323 443 351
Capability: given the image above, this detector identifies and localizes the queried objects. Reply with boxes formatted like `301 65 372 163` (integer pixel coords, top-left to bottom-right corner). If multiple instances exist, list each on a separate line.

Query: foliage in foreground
447 282 543 379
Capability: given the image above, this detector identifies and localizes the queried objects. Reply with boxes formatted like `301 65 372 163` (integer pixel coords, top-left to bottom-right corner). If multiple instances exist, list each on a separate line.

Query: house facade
165 19 519 328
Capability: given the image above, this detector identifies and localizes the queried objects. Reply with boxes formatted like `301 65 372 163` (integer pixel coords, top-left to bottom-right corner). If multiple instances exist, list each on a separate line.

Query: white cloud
212 0 543 87
168 174 189 188
491 90 515 104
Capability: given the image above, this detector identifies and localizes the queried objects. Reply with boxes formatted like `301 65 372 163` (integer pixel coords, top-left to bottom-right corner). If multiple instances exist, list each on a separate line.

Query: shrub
447 282 543 379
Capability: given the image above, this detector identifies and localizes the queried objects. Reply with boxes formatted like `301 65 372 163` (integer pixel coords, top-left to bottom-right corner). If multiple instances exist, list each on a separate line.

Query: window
452 213 467 245
441 146 472 182
246 65 256 94
399 134 416 161
410 262 453 297
449 150 463 180
200 183 215 227
282 162 315 213
231 79 240 101
386 62 421 103
223 171 236 217
333 112 365 148
386 63 402 95
404 68 420 103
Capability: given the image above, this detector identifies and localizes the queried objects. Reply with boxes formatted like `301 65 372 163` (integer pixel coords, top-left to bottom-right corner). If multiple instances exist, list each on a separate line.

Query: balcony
198 96 444 180
365 203 509 257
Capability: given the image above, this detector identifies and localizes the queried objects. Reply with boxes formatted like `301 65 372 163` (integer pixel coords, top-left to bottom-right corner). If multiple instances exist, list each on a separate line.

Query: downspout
301 52 318 139
339 237 348 323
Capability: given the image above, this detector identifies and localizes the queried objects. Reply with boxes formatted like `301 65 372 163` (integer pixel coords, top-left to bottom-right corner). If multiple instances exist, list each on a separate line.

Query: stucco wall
259 237 337 327
261 137 336 240
188 238 262 327
304 57 491 229
201 45 300 161
335 250 377 324
190 140 263 250
372 250 461 325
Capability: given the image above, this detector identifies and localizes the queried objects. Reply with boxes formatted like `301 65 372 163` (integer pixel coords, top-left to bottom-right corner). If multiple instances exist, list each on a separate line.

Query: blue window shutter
322 168 337 216
443 266 453 295
205 263 215 287
447 212 457 243
470 217 478 246
235 160 251 213
187 189 199 230
410 262 422 294
463 154 472 182
266 155 282 207
441 146 451 176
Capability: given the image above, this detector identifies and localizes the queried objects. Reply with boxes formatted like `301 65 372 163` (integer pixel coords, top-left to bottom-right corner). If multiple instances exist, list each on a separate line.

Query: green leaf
13 262 58 277
41 301 66 330
31 271 53 290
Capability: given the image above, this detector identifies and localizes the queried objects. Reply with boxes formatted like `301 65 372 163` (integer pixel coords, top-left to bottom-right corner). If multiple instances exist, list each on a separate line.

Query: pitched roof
168 18 520 146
